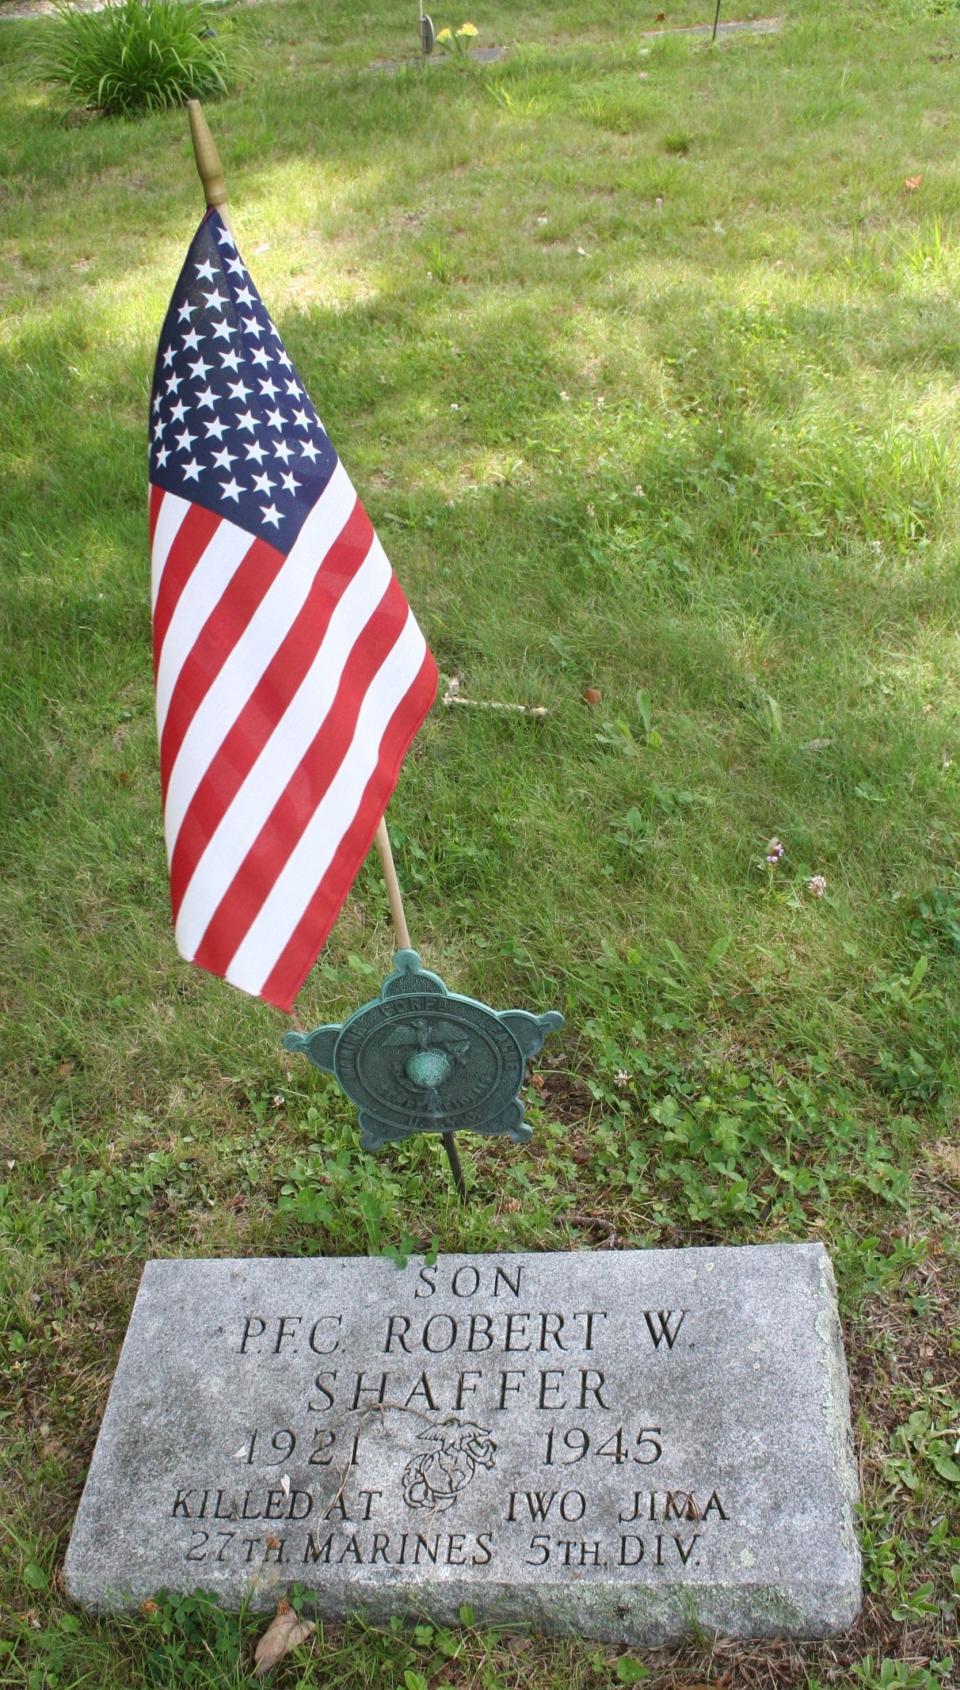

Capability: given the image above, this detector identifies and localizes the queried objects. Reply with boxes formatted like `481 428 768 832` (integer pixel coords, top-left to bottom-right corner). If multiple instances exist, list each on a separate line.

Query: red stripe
261 646 438 1011
166 499 373 919
151 503 222 676
148 483 164 550
159 534 285 802
191 576 415 983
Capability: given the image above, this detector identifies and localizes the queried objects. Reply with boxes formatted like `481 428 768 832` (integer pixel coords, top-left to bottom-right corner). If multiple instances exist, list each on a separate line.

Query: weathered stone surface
64 1246 860 1642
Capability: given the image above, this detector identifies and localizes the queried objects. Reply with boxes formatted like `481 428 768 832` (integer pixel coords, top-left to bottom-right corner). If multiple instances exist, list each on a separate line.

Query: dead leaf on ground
581 686 602 706
253 1607 317 1678
904 174 923 190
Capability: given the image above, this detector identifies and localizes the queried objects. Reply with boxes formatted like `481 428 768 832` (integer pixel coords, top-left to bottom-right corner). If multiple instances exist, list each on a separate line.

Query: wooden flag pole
373 816 412 950
185 103 467 1204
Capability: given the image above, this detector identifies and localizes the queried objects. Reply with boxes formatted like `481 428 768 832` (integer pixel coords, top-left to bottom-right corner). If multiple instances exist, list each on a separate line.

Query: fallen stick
441 675 548 718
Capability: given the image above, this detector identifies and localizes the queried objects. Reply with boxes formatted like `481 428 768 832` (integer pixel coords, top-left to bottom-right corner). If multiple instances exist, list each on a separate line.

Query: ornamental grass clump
39 0 229 118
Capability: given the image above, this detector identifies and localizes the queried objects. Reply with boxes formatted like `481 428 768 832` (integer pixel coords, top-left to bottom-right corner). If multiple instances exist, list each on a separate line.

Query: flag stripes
258 648 437 1008
165 500 375 918
167 524 395 946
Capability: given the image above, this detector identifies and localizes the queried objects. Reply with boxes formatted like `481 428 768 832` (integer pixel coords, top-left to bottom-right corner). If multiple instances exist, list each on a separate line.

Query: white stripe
155 520 254 736
150 490 191 612
171 533 394 949
162 461 359 856
224 614 427 996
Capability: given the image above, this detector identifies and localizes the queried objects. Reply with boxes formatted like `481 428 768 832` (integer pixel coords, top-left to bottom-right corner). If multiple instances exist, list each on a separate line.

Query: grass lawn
1 0 959 1684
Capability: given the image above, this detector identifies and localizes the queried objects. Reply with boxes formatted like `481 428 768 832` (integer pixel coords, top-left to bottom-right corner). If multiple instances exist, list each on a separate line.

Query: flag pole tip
187 99 228 209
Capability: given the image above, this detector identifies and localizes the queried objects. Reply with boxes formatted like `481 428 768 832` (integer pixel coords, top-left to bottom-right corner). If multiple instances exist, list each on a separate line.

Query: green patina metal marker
284 950 563 1201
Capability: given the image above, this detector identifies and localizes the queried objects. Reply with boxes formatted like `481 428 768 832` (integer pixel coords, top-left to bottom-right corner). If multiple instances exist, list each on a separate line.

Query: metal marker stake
712 0 722 43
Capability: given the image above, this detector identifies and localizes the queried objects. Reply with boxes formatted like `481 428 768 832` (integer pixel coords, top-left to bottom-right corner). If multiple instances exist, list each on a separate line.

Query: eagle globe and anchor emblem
283 950 563 1152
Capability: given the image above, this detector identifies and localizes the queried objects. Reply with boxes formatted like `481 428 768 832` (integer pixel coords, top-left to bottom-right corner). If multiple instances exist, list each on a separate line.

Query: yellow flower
457 22 478 36
436 26 452 40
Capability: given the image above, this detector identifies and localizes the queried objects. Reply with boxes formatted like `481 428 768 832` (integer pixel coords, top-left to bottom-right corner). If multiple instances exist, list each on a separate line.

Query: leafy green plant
38 0 229 117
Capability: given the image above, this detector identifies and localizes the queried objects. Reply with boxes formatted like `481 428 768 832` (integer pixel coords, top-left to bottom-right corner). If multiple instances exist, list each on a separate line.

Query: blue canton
149 210 338 551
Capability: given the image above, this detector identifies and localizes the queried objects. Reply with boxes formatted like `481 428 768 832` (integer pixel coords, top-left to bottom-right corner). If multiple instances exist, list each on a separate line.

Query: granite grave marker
65 1245 860 1643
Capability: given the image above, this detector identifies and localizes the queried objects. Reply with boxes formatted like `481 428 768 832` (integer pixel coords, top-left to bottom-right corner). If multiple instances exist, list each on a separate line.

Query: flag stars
154 220 338 545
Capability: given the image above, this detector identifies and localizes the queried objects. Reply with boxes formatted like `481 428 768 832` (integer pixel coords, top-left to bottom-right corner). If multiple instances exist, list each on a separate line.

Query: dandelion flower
457 21 479 36
808 875 827 898
436 26 452 40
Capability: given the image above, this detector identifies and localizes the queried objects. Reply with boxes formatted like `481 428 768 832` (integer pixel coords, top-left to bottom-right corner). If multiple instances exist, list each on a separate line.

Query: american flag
149 209 437 1012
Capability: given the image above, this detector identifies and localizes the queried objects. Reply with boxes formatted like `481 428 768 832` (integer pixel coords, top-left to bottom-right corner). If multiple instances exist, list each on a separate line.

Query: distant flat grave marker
65 1246 860 1643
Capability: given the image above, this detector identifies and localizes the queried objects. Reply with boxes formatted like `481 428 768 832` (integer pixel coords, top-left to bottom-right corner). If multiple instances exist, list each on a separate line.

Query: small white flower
808 875 827 898
614 1069 632 1089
